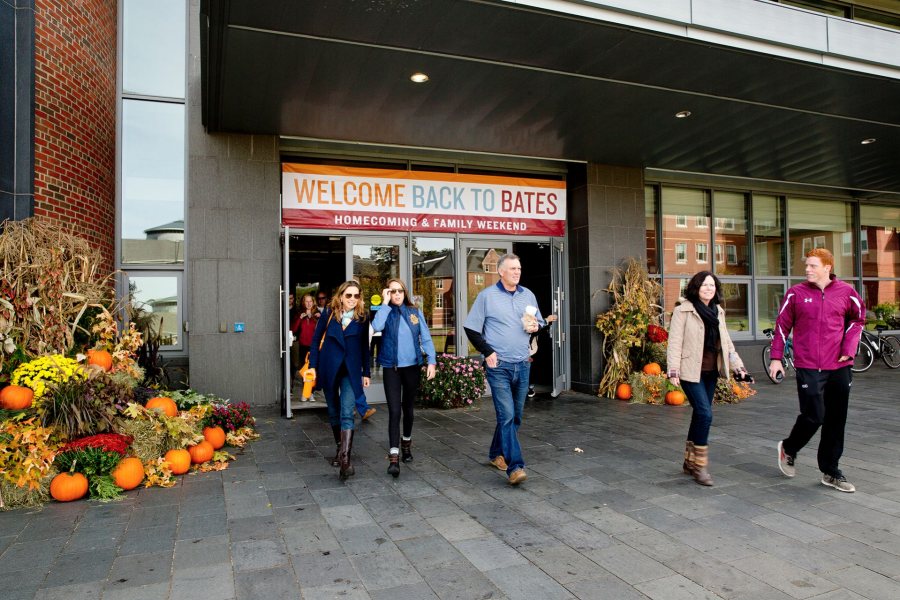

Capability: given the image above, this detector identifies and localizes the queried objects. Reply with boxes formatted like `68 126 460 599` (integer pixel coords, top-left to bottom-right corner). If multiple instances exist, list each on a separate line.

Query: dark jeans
782 366 851 477
383 365 420 449
680 370 718 446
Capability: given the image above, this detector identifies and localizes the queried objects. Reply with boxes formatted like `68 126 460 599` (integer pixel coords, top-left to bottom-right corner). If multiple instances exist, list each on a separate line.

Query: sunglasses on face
343 292 361 299
389 288 404 294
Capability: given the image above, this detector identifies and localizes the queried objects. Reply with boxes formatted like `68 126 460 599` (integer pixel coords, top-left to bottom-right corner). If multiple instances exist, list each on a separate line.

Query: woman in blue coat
308 280 371 480
371 278 436 478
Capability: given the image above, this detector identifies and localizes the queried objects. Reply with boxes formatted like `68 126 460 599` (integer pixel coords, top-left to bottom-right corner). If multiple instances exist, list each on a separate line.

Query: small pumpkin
615 382 632 401
111 457 145 490
86 349 113 371
665 390 686 406
203 426 226 450
0 384 34 410
164 449 192 475
188 440 214 464
145 396 178 417
642 362 662 376
50 472 88 502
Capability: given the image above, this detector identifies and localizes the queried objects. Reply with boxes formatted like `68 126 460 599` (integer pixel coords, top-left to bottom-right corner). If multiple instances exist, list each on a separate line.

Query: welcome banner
282 164 566 236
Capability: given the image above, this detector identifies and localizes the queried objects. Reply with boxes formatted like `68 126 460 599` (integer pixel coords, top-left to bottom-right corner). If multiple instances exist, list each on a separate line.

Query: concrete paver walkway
3 365 900 599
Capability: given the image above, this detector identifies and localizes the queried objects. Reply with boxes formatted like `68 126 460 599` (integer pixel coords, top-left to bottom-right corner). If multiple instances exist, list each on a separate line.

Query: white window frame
434 278 444 290
696 216 709 228
675 242 687 264
696 242 708 264
675 215 687 228
435 294 444 309
726 244 738 265
715 244 724 263
474 274 484 284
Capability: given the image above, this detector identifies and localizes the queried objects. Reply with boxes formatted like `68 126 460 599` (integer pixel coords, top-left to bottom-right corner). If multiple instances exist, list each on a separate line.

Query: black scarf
691 298 720 356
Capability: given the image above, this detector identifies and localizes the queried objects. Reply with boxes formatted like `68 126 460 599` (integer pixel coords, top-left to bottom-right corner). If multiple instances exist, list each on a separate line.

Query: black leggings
383 365 420 449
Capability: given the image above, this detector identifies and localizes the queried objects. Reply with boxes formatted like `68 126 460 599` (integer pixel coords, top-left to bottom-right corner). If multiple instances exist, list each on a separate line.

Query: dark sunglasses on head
343 292 361 299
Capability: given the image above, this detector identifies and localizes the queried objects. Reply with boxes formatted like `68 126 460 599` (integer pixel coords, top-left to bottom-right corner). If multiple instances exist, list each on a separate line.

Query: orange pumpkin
0 385 34 410
615 383 632 401
642 362 662 376
146 396 178 417
111 457 145 490
164 449 192 475
50 472 88 502
86 349 113 371
203 426 226 450
188 440 214 464
665 390 686 406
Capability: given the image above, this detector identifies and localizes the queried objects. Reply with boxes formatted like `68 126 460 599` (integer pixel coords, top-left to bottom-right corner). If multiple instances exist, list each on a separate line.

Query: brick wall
33 0 116 272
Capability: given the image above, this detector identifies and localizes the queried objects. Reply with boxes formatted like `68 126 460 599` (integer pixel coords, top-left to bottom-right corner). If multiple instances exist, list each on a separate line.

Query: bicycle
762 328 793 384
851 325 900 373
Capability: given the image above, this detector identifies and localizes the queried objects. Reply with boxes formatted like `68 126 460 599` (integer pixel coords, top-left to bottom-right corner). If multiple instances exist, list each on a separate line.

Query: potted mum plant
419 354 487 409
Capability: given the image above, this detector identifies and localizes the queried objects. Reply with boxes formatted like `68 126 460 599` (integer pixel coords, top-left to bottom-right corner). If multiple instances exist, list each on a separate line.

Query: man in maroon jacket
769 248 865 493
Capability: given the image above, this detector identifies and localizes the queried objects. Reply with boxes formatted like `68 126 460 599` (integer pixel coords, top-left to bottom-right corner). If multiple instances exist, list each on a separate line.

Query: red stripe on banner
281 209 565 237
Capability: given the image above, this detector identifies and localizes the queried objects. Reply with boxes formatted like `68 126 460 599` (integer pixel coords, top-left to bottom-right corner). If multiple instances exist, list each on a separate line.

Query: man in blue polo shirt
464 253 543 485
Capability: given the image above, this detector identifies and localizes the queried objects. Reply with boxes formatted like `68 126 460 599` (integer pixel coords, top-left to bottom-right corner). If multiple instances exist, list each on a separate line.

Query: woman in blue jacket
372 278 436 477
308 280 371 480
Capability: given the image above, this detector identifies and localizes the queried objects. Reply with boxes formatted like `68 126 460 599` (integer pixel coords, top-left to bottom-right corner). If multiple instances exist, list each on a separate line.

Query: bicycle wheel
851 340 874 373
881 335 900 369
762 345 781 384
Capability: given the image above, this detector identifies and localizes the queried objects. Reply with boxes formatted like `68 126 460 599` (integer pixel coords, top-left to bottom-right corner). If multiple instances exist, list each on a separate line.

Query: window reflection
787 198 854 277
713 191 749 276
860 205 900 279
754 195 785 276
645 186 658 274
123 0 186 98
662 187 710 276
129 275 180 347
413 238 456 355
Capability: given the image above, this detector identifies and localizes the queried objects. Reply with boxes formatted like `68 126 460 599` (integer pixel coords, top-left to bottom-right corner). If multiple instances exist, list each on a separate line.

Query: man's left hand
838 355 851 362
426 364 436 380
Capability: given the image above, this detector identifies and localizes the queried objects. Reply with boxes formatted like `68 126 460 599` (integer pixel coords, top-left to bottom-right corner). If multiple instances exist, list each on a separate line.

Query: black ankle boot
330 425 341 467
400 439 413 463
387 454 400 478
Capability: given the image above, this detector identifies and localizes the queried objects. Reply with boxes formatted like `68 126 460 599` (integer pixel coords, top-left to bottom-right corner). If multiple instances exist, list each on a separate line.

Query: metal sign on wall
282 164 566 236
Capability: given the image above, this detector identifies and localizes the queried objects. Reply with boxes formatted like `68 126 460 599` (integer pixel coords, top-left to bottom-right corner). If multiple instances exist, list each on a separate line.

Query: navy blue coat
308 308 371 403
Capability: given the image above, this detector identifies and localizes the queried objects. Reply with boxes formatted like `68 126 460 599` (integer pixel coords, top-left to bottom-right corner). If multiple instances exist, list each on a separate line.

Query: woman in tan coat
667 271 750 486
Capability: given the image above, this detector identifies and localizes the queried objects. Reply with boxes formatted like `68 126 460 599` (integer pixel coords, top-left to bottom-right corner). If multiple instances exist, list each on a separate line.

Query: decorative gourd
86 349 113 371
642 362 662 376
0 384 34 410
615 383 632 401
164 449 192 475
111 457 145 490
50 472 88 502
145 396 178 417
665 390 686 406
203 426 226 450
188 440 214 464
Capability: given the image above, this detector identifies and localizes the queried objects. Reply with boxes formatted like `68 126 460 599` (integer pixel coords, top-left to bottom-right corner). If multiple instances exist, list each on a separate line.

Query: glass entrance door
459 241 512 357
550 239 568 396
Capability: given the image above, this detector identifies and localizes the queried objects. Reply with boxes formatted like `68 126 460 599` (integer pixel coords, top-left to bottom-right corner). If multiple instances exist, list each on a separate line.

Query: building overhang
200 0 900 198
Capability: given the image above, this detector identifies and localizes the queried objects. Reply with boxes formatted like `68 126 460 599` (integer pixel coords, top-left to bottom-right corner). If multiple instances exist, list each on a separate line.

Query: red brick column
33 0 117 273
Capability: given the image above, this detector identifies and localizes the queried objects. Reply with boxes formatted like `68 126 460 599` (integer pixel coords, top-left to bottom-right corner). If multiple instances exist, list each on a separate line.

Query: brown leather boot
400 439 413 463
330 425 341 467
387 453 400 478
339 429 355 480
683 440 694 475
692 445 713 486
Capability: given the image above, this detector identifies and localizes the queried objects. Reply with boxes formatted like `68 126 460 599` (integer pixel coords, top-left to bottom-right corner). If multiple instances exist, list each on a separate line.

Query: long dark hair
683 271 723 305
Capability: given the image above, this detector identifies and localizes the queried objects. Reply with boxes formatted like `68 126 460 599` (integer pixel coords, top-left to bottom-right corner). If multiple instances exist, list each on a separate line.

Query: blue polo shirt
464 281 544 363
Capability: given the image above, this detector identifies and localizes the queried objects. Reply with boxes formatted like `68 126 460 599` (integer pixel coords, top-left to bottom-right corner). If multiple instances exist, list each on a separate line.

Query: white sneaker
777 441 795 478
821 473 855 493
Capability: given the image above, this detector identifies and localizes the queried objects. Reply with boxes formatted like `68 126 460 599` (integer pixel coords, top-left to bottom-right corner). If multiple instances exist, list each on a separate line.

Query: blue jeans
486 360 530 474
324 376 357 431
356 393 371 418
681 371 717 446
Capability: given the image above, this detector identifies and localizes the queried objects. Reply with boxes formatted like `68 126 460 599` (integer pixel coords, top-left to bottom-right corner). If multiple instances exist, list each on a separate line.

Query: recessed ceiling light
861 138 876 145
675 110 692 118
410 72 429 83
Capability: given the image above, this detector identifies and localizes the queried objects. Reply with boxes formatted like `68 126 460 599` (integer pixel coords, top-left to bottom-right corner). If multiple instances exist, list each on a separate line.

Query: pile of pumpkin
614 362 686 406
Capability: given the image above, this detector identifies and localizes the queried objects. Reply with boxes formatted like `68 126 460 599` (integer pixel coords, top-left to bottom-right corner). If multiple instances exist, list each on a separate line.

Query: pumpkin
665 390 686 406
50 472 88 502
164 448 191 474
145 396 178 417
0 384 34 410
615 383 632 401
203 426 226 450
188 440 214 464
642 362 662 376
111 457 145 490
86 349 113 371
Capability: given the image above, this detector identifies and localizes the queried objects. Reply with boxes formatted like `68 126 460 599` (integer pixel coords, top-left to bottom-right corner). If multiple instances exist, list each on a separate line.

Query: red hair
806 247 834 268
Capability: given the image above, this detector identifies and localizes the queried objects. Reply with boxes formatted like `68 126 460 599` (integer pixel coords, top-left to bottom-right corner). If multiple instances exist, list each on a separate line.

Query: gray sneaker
821 473 855 493
777 441 795 478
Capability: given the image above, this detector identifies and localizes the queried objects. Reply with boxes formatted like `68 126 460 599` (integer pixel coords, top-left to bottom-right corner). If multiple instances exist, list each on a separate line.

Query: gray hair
497 253 520 271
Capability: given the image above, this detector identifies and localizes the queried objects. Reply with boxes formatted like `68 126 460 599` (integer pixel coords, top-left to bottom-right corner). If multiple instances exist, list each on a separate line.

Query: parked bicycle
851 325 900 373
762 328 793 384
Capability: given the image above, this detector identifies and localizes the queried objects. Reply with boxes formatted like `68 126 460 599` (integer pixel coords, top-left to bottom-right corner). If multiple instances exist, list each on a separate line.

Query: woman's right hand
667 370 679 387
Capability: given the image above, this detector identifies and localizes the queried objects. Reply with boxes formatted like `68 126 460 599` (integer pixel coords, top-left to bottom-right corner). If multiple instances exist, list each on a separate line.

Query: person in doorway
769 248 865 493
315 290 329 316
464 253 542 486
371 278 437 477
295 293 319 401
288 293 302 391
308 281 371 480
667 271 749 486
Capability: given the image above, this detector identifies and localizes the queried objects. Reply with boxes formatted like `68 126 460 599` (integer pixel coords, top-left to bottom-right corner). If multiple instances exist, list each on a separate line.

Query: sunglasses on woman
343 292 361 299
388 288 404 294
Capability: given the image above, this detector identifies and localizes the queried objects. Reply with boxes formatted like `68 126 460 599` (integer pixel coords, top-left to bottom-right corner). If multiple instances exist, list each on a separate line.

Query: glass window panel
413 237 456 355
121 100 184 265
662 187 710 276
128 275 180 348
123 0 186 98
713 191 749 276
663 278 689 325
753 194 785 276
720 282 750 334
787 197 854 277
863 280 900 329
645 186 658 274
860 204 900 278
757 282 786 334
465 246 507 354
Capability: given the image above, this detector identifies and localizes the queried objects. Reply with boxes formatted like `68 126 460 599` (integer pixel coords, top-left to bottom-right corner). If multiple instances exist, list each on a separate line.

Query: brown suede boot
339 430 355 480
330 425 341 467
682 440 695 475
400 439 413 463
692 445 713 486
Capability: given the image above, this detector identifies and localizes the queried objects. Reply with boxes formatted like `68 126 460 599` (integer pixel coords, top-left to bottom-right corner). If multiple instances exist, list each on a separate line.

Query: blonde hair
330 280 366 321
